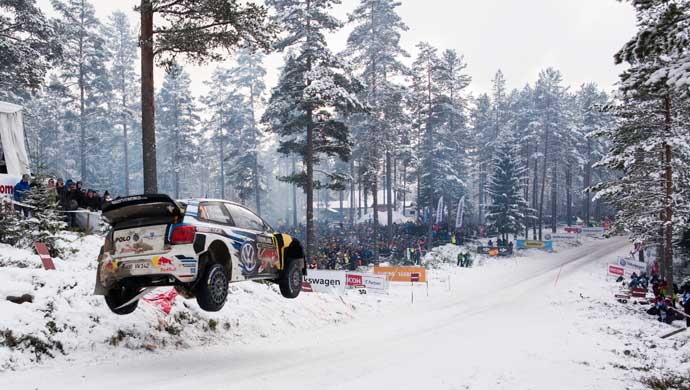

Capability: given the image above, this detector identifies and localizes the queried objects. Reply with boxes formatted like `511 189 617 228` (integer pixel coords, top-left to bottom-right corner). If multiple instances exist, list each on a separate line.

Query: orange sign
373 266 427 282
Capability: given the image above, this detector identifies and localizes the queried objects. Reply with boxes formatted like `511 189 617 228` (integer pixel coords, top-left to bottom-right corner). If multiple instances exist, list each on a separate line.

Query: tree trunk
538 129 549 241
350 158 355 225
219 112 225 199
173 85 179 199
305 115 315 260
249 83 261 214
566 162 572 227
663 95 674 294
386 151 393 241
584 138 592 225
532 157 539 240
122 75 130 195
551 159 557 233
79 2 86 183
291 156 297 227
140 0 157 193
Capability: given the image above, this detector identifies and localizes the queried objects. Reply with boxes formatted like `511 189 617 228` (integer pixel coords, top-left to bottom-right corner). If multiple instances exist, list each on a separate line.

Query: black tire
279 259 303 299
105 286 140 315
196 263 229 312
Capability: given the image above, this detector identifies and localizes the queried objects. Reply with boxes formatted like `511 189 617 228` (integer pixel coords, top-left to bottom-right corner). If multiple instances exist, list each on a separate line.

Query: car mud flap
115 287 156 310
93 265 107 296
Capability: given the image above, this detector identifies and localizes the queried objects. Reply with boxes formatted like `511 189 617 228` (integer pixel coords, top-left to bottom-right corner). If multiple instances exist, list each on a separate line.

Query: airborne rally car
94 194 305 315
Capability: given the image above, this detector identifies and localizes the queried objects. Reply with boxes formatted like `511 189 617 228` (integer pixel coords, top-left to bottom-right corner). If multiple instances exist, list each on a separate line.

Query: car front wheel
279 259 303 299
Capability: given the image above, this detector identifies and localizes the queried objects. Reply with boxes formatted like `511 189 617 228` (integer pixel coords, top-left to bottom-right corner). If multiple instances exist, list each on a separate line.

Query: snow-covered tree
595 0 690 293
344 0 409 235
18 176 67 255
228 49 268 213
156 64 200 199
52 0 111 184
263 0 364 259
102 11 140 195
0 0 62 100
486 141 532 242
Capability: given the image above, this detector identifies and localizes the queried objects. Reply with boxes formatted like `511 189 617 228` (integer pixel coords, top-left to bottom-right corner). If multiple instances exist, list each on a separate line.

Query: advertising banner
455 196 465 229
544 232 579 242
345 272 388 294
515 240 554 250
304 270 346 294
608 257 647 277
373 266 427 282
304 270 388 294
581 227 606 237
0 174 19 201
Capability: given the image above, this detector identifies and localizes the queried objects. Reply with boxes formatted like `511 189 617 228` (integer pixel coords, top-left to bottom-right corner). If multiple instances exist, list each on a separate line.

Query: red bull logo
152 256 176 272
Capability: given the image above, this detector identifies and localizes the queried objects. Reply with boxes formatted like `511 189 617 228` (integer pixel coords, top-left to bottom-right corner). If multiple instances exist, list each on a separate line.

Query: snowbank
0 233 386 371
422 243 478 267
356 210 413 225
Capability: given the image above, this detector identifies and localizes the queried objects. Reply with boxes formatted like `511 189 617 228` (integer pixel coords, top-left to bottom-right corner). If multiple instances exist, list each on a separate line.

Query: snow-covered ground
2 235 689 389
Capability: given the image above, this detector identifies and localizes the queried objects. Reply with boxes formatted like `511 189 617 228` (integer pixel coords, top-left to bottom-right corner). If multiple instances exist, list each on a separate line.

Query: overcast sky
37 0 637 98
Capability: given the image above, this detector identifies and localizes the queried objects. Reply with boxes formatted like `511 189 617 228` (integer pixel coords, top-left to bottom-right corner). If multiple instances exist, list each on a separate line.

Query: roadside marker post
34 242 55 270
410 272 421 304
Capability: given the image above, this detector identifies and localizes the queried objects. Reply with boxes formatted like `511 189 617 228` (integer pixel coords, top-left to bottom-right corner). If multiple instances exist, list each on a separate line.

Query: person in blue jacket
13 174 31 217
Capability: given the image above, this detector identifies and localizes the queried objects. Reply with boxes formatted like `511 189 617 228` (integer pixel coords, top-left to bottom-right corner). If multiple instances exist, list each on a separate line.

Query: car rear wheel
279 259 303 299
105 286 140 315
196 263 229 312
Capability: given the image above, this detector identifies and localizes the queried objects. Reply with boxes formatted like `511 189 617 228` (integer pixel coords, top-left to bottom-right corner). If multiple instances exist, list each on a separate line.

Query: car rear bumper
95 245 199 293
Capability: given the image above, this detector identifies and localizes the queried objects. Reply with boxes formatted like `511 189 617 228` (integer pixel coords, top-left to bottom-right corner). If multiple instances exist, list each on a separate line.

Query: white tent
0 101 29 200
0 101 30 176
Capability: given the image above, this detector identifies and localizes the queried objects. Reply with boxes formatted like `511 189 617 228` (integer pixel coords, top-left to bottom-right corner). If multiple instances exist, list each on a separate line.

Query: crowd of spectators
280 221 479 270
13 175 112 227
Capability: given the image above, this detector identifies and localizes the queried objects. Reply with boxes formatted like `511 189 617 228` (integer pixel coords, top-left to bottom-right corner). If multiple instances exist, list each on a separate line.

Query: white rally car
95 194 305 315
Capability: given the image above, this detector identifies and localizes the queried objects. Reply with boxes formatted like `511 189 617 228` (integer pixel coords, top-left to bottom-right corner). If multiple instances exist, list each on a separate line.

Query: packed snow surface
1 235 688 389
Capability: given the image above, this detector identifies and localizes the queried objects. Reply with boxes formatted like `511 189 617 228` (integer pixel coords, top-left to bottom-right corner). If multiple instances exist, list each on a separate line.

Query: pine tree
344 0 409 238
486 141 532 242
0 0 62 100
52 0 111 184
263 0 364 259
156 64 200 199
596 0 690 293
228 49 268 213
136 0 275 193
533 68 568 240
102 11 139 196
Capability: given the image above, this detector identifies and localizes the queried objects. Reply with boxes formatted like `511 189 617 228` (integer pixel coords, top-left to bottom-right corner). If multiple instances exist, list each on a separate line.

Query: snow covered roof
0 101 22 114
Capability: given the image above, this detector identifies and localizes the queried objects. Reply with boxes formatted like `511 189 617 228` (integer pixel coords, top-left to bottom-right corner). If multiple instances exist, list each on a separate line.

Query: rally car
94 194 305 315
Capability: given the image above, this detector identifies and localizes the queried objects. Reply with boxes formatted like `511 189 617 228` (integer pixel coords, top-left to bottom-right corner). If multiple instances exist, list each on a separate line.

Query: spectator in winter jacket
63 182 80 228
13 174 31 218
75 181 86 208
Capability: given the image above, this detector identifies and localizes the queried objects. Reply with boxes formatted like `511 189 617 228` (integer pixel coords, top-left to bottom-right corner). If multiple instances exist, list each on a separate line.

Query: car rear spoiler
102 194 184 227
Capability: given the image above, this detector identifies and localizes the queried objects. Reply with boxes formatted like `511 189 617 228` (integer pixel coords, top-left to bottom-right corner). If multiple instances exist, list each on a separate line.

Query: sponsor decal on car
152 256 176 272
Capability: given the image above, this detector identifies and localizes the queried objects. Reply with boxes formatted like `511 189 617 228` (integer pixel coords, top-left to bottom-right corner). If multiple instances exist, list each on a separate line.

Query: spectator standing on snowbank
13 174 31 218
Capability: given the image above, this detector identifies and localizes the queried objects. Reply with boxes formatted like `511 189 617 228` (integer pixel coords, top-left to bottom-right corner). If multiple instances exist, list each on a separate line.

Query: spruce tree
18 176 67 255
486 141 531 242
263 0 364 260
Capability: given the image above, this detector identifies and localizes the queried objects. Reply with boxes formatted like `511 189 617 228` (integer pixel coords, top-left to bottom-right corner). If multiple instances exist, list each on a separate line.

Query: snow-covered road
4 237 638 389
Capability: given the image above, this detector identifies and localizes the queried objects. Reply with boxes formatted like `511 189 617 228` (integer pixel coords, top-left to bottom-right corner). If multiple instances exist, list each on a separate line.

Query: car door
224 203 279 279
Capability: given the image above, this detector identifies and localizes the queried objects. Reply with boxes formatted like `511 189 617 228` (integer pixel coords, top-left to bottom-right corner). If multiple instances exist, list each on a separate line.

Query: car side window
225 204 265 231
198 202 233 225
